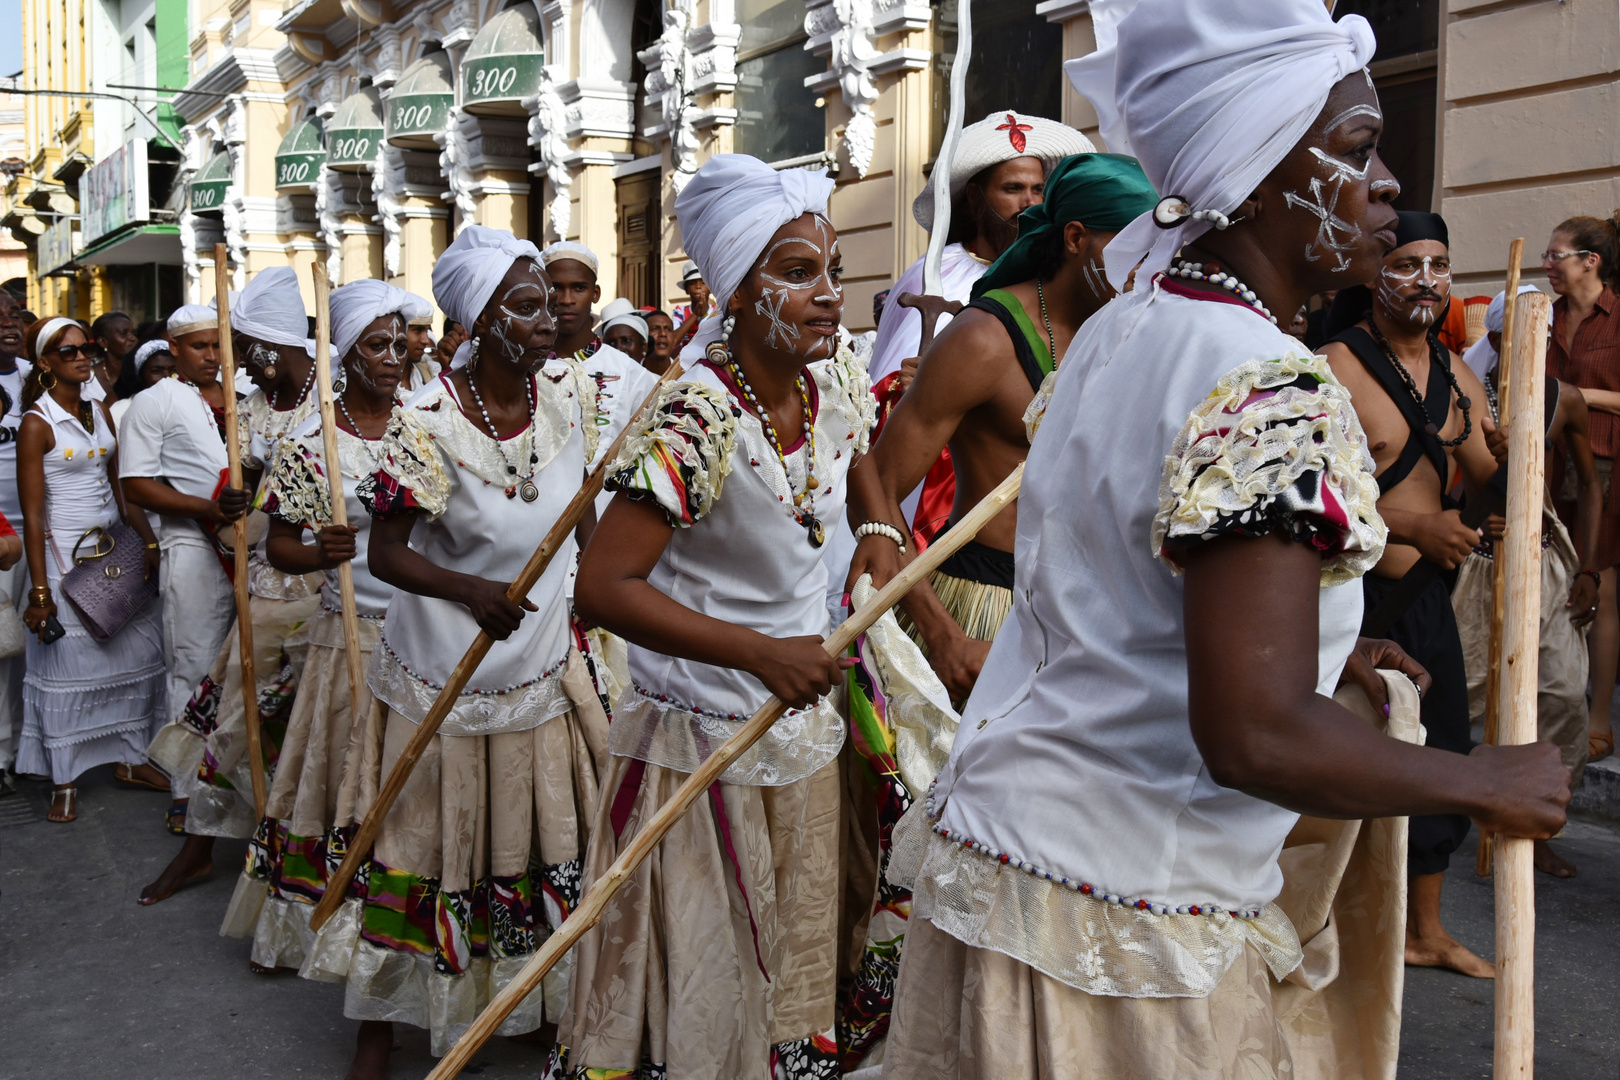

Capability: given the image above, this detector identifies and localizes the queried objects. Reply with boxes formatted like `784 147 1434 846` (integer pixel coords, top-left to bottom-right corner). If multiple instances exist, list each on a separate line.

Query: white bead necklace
1164 260 1277 325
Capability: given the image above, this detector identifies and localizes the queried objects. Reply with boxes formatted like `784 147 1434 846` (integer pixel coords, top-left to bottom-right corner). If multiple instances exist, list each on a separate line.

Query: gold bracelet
146 542 159 551
29 587 50 605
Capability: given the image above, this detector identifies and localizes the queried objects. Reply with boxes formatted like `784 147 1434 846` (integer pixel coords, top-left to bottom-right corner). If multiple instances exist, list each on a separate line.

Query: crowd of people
1 0 1607 1076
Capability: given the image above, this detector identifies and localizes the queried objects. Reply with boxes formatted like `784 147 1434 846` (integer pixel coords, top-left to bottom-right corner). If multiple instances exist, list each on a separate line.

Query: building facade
9 0 1620 327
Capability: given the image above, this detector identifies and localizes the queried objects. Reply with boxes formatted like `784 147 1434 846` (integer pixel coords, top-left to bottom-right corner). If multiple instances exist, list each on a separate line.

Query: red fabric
911 451 956 552
0 511 15 539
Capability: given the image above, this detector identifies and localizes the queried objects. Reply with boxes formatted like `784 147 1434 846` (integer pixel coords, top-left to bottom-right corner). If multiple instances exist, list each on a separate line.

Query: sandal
165 800 188 836
48 786 77 823
1591 730 1614 762
114 764 170 792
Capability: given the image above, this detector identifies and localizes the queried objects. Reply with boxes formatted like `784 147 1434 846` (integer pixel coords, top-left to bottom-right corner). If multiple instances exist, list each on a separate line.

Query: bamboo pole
309 358 684 932
310 264 368 733
214 244 267 821
1495 290 1549 1080
1479 237 1524 878
425 462 1025 1080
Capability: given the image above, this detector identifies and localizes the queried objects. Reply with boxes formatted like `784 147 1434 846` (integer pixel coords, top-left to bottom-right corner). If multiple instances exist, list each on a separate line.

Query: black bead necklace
1367 316 1472 447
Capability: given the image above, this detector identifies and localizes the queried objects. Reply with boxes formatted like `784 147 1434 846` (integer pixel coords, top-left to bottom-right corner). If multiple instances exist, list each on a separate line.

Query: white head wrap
598 296 649 342
132 339 171 374
231 266 310 349
1487 283 1541 335
674 154 836 362
330 279 422 360
433 226 542 370
167 304 218 338
1066 0 1376 289
540 241 599 277
1462 283 1544 382
30 317 80 361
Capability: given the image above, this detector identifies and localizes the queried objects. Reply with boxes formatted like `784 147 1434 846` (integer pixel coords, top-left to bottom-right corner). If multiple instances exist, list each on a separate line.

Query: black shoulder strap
965 295 1047 393
1545 375 1560 435
1333 325 1451 495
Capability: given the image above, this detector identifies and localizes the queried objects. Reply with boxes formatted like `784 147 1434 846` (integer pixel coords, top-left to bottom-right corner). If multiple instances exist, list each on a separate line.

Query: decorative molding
440 0 476 50
527 70 573 243
436 106 479 225
557 78 637 141
643 0 701 191
688 22 740 96
1034 0 1090 21
221 96 248 291
374 141 407 276
316 164 343 284
871 0 931 36
372 26 404 88
807 0 880 178
609 154 661 179
867 47 930 78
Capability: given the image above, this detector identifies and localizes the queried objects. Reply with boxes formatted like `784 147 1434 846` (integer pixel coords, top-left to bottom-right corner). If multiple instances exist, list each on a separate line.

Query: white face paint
1370 178 1401 195
1283 147 1370 272
755 287 801 353
1376 252 1452 327
750 214 844 358
1081 257 1112 304
482 262 553 370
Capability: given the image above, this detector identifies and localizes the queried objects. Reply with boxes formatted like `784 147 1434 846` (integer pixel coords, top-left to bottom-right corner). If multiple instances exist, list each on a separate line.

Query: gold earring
38 369 56 391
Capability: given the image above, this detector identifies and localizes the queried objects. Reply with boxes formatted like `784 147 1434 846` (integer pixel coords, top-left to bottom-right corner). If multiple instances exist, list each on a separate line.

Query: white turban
541 241 599 276
167 304 217 338
598 297 648 342
404 292 434 326
1067 0 1376 289
674 154 835 362
330 279 424 360
1487 283 1541 334
132 339 170 374
432 225 542 334
1464 283 1544 383
231 266 310 349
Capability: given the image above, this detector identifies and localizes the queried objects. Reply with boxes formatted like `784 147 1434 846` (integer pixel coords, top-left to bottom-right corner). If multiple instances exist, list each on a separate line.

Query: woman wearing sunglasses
12 318 167 822
1541 215 1620 765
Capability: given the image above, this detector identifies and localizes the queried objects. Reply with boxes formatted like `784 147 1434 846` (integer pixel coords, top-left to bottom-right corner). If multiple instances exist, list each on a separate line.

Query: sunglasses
48 343 104 361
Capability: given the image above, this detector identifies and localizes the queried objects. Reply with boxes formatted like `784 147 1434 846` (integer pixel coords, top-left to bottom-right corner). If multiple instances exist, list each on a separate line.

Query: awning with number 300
275 115 326 191
189 150 232 213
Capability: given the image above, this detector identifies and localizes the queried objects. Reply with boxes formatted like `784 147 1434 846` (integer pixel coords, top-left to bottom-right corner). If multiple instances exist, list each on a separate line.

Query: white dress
16 393 167 784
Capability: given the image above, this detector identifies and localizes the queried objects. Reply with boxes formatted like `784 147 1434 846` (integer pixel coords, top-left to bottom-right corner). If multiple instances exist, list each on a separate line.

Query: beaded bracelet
855 520 907 554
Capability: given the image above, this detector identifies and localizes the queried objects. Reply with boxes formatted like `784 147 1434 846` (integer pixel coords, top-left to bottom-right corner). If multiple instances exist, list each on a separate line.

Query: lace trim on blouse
606 381 739 527
1024 369 1058 443
888 803 1303 999
239 391 318 470
608 682 846 787
259 438 333 527
366 635 575 736
1152 354 1386 587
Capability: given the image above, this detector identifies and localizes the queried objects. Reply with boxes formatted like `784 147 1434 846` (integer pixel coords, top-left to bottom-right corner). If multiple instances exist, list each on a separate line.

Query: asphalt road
2 768 1618 1080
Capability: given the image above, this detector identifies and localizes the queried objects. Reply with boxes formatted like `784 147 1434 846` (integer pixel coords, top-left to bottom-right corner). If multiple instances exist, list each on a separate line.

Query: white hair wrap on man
1066 0 1376 290
432 225 542 370
329 279 426 360
673 154 836 363
166 303 217 338
231 266 310 349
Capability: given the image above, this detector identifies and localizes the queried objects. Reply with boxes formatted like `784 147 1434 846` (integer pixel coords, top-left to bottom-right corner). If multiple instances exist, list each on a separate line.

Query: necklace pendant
519 480 539 503
806 476 819 491
792 493 804 507
805 515 826 548
504 486 517 499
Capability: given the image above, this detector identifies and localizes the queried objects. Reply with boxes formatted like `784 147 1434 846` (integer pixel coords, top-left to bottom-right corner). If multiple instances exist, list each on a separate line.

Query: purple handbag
50 524 158 642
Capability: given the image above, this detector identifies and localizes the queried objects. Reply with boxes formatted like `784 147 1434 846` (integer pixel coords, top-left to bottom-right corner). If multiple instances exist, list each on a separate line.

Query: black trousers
1362 571 1474 876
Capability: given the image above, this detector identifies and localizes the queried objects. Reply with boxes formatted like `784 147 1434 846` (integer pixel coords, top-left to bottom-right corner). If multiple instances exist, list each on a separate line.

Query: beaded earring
707 315 736 365
467 336 481 372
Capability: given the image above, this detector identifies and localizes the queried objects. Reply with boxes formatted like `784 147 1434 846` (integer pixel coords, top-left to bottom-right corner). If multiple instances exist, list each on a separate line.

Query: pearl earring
722 314 736 340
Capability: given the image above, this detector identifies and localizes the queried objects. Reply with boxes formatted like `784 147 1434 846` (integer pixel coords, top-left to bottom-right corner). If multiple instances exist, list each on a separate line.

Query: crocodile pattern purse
52 524 158 642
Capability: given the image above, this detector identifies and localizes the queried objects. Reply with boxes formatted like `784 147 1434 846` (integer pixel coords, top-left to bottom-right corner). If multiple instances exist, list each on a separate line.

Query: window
1332 0 1438 62
1334 0 1440 211
733 0 824 164
931 0 1063 153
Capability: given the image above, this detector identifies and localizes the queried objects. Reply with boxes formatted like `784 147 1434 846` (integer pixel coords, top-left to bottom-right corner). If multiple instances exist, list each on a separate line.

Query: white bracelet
855 521 907 554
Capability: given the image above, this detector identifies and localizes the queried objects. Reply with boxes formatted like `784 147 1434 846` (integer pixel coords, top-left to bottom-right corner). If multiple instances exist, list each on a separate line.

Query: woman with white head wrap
302 225 610 1074
107 340 177 428
881 2 1568 1076
218 275 413 994
553 153 876 1078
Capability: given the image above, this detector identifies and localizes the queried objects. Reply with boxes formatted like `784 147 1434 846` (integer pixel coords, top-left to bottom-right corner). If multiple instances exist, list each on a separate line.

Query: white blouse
605 346 875 786
115 376 228 552
363 365 598 737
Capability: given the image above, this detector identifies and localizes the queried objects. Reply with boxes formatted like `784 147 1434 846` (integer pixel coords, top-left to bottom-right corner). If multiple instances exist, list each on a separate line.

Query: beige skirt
551 752 843 1078
219 613 383 969
302 647 609 1057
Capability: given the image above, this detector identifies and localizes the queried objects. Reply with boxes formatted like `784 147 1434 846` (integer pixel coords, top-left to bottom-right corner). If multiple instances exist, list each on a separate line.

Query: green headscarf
972 153 1158 297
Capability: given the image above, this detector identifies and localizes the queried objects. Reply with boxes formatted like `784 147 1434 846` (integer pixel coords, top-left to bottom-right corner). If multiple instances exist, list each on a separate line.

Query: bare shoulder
1319 339 1368 389
913 307 1023 389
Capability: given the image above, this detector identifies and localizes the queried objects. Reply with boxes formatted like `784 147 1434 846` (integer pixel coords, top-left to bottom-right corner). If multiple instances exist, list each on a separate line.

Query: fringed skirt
302 647 609 1057
548 753 843 1080
147 591 321 839
219 611 384 967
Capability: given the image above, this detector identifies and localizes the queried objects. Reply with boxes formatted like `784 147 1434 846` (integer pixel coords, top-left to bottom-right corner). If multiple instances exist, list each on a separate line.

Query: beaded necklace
1035 278 1058 369
336 390 398 472
1366 315 1472 447
1164 259 1277 324
464 369 540 501
274 358 318 412
723 349 825 548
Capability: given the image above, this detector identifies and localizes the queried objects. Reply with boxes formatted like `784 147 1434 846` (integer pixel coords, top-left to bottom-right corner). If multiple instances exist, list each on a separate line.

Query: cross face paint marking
1378 256 1450 326
1283 148 1369 272
756 288 800 353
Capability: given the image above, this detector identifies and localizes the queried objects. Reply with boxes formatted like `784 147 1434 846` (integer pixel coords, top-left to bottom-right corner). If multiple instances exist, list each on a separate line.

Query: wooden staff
214 243 267 821
1479 237 1525 878
1495 290 1550 1079
309 358 685 931
310 263 368 730
426 462 1025 1080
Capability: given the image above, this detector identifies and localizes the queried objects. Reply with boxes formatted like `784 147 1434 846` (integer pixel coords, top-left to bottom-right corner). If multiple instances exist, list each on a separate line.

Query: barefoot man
1323 211 1511 978
847 152 1157 699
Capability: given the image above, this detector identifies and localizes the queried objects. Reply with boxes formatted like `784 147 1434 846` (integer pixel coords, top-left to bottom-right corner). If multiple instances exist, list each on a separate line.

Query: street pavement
2 767 1618 1079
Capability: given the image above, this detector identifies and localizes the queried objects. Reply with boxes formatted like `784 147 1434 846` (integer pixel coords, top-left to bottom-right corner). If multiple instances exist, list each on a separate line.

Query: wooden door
615 171 659 308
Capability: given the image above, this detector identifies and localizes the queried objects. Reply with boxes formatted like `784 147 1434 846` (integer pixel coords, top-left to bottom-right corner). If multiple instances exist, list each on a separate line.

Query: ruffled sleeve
361 407 451 520
605 381 738 527
826 341 877 458
256 439 333 527
1152 354 1386 586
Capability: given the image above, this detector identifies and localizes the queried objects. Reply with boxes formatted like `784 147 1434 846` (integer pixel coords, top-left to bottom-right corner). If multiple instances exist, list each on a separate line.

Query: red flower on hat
998 113 1033 154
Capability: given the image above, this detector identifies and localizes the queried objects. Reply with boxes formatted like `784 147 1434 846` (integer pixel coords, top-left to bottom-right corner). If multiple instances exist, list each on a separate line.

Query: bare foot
138 834 215 905
344 1020 392 1080
1406 929 1495 978
1534 840 1577 878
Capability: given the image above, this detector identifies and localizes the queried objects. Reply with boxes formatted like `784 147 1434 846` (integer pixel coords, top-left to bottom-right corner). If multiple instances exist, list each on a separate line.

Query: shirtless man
1323 211 1507 978
846 153 1157 699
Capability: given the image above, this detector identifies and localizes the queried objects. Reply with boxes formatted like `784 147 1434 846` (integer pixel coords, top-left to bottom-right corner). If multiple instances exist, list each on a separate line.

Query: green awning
387 52 454 150
190 150 231 213
77 223 183 266
462 5 544 117
275 116 325 190
326 87 385 170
